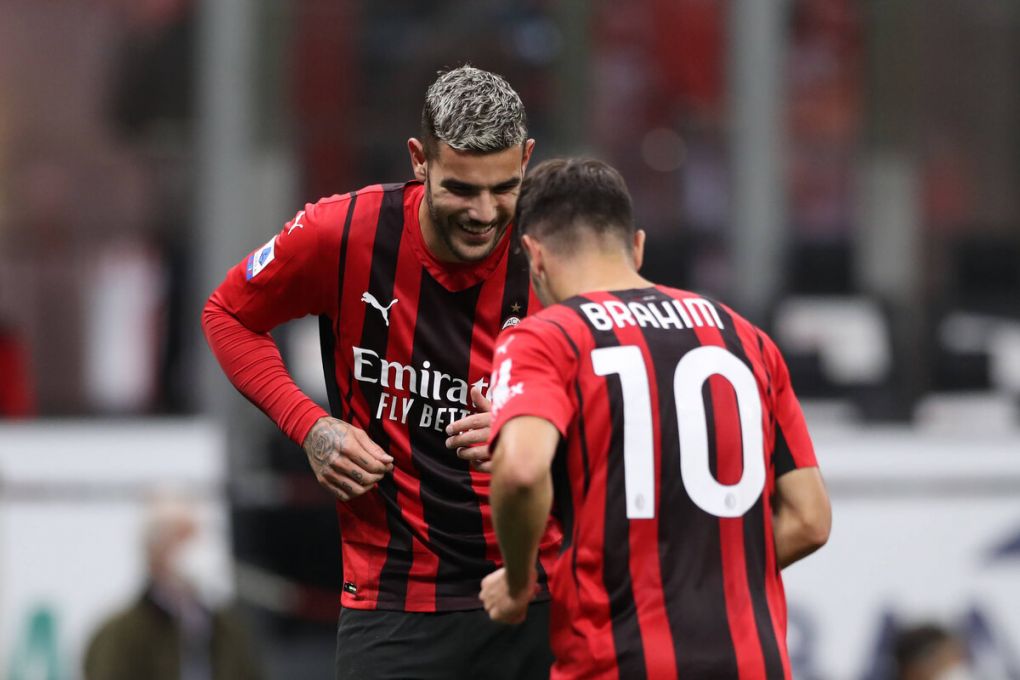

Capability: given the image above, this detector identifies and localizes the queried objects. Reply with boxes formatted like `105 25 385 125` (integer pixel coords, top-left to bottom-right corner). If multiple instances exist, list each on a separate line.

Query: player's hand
446 386 493 472
479 567 535 625
302 417 394 502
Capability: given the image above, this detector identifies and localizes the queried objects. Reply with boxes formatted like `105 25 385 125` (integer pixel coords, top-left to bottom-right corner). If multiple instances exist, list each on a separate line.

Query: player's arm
480 319 576 623
202 204 392 501
481 415 559 624
762 330 831 568
773 466 830 568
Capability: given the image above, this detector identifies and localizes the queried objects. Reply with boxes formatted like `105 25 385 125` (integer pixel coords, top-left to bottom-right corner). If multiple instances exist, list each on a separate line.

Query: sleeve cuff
288 403 331 447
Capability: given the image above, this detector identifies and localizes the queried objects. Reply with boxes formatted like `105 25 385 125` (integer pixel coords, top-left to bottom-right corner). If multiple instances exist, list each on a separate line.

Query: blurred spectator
0 319 35 417
107 0 196 414
83 494 262 680
893 623 973 680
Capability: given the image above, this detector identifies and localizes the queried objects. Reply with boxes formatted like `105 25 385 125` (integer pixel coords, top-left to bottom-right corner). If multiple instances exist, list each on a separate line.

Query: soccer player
203 66 560 679
480 159 831 679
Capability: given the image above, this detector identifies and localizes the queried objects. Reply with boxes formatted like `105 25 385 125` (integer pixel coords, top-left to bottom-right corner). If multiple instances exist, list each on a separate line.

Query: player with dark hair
480 158 831 679
203 66 559 679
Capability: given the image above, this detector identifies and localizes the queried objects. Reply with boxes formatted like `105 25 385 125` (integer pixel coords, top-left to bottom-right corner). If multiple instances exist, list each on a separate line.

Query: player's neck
551 255 652 302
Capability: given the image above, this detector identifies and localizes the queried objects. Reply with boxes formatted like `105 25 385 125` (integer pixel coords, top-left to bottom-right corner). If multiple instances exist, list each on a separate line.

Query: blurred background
1 0 1018 678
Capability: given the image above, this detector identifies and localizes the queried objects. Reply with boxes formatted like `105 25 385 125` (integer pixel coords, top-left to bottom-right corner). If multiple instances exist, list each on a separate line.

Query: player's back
526 285 812 680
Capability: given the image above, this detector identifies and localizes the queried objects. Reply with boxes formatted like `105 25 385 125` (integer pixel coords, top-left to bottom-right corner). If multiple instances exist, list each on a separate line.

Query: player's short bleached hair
421 65 527 157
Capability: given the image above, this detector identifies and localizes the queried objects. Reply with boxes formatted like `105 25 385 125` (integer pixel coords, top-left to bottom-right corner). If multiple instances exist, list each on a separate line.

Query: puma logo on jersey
287 210 306 235
361 292 398 326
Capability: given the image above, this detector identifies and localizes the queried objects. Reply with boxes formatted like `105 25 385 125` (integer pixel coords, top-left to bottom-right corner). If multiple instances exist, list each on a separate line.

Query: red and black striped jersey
205 182 561 612
489 286 819 680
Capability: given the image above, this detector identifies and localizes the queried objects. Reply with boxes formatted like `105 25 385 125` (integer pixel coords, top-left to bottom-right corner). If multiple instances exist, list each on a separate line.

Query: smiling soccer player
204 66 560 680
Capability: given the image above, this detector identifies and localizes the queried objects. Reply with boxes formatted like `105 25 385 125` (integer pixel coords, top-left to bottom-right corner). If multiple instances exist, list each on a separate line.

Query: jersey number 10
592 345 766 520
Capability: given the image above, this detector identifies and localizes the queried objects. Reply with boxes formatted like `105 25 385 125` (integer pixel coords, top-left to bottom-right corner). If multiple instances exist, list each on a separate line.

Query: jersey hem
340 590 552 612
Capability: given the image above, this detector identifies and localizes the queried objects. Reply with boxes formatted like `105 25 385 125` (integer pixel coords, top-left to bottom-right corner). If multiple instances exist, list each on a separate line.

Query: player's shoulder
303 184 378 222
525 302 591 333
331 181 420 226
656 284 758 332
656 284 729 310
661 285 782 361
280 193 351 241
509 303 592 353
294 182 412 237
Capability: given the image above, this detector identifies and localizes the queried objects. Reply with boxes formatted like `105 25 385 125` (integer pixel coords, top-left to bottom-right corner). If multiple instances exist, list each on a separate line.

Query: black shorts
334 601 553 680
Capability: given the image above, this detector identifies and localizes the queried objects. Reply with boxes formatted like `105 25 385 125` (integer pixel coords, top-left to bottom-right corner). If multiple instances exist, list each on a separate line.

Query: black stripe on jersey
755 330 775 403
577 303 647 680
320 192 358 419
773 425 797 478
715 305 785 680
753 329 784 475
498 236 531 324
601 364 648 679
628 288 738 677
354 185 415 608
550 437 573 552
407 272 489 603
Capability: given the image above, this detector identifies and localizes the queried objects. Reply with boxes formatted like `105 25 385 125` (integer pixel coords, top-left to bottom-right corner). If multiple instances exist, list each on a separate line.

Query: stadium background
1 0 1018 678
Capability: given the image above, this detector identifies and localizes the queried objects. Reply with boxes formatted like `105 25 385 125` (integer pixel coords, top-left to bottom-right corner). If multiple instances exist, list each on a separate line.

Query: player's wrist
506 566 537 597
302 417 329 446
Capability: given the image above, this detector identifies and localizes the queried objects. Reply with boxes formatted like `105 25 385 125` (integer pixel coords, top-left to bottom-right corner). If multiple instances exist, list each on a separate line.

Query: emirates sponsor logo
352 346 489 432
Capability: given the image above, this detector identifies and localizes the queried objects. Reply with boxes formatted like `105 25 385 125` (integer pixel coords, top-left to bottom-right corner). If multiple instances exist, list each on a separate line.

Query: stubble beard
425 176 509 264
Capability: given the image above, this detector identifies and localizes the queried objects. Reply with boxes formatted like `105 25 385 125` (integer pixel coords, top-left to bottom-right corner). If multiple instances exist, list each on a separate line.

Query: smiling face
411 139 534 263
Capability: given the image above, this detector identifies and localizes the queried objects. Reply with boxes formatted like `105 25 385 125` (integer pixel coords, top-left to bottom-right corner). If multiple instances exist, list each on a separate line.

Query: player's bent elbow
775 467 831 556
802 500 832 551
493 454 548 495
491 420 559 493
805 515 831 551
200 294 228 338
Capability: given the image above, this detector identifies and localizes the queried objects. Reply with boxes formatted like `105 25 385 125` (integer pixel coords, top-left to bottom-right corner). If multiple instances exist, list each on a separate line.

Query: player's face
421 141 534 263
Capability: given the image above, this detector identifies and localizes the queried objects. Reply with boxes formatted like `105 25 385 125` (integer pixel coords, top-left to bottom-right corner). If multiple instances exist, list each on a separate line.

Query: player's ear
521 233 538 262
521 234 543 274
408 138 428 181
521 139 536 172
632 229 646 271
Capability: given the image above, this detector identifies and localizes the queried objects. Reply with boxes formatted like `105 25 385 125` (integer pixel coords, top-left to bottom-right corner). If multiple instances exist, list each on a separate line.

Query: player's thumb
471 385 492 412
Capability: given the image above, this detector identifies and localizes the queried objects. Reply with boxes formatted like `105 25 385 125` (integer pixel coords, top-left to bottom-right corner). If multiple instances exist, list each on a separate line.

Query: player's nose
468 192 498 225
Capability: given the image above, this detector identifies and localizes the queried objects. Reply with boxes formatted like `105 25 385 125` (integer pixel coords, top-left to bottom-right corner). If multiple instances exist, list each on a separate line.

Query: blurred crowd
1 0 1017 422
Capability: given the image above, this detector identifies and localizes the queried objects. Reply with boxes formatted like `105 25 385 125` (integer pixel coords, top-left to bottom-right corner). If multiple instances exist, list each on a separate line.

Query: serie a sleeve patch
245 236 277 280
